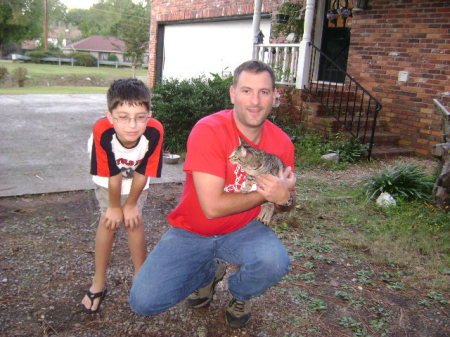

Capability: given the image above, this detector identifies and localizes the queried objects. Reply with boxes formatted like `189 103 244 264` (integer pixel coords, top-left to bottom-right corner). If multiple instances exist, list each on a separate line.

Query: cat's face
229 142 256 169
230 70 277 134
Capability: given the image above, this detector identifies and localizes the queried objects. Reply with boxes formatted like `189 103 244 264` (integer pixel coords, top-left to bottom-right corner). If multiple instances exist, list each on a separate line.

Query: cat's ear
239 137 248 146
239 146 247 156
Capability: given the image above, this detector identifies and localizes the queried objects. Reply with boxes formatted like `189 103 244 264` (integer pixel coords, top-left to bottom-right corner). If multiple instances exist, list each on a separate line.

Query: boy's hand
122 204 142 230
256 166 296 204
102 207 123 230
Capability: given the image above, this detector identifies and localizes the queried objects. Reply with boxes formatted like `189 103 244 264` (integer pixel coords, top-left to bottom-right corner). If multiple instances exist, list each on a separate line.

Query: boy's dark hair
233 60 276 89
107 78 151 112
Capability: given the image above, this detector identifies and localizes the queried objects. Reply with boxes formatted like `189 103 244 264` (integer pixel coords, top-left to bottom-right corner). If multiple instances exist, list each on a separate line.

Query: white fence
253 43 300 86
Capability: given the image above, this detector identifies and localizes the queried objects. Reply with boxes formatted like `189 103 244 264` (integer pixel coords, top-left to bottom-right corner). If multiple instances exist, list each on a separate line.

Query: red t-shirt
167 109 295 236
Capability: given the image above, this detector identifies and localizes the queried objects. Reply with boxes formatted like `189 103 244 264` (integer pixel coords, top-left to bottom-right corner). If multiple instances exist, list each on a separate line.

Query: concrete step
371 131 401 145
370 145 416 159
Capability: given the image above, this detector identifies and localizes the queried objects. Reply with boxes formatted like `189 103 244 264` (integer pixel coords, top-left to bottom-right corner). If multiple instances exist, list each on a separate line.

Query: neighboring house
148 0 449 157
63 35 148 64
21 26 82 52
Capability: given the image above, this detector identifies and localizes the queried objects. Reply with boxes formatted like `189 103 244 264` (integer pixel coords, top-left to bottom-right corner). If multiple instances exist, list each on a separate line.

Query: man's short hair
107 78 151 112
233 60 276 89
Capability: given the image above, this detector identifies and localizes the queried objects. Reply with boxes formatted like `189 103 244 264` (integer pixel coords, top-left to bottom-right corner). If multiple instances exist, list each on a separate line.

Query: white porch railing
253 43 300 86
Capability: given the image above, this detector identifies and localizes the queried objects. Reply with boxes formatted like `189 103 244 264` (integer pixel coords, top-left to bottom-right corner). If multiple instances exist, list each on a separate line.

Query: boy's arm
123 172 148 229
102 173 123 229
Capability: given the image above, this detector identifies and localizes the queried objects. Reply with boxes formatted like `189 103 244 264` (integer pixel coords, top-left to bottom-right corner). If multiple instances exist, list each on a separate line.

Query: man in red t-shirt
130 60 296 329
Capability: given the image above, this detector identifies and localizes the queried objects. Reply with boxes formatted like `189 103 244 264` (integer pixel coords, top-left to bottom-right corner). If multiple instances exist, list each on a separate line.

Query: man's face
106 102 150 147
230 70 277 135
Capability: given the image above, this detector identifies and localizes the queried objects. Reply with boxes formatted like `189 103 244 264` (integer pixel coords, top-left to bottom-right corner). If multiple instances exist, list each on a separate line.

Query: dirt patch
1 162 449 336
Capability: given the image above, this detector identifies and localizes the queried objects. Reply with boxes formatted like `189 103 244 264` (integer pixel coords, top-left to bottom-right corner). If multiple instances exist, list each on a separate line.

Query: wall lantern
257 30 265 44
353 0 369 11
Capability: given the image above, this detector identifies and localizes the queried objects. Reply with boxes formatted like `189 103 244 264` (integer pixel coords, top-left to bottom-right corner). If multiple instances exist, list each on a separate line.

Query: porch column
252 0 262 58
296 0 316 89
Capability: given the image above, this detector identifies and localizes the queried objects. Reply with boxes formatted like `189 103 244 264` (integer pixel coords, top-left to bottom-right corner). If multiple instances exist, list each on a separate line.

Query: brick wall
148 0 283 86
348 0 450 155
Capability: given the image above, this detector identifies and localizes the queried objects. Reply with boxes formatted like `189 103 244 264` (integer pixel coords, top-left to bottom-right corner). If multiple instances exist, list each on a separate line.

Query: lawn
0 60 148 94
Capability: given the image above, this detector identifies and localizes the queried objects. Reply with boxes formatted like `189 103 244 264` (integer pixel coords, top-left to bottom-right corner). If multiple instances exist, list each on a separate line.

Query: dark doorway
318 1 352 82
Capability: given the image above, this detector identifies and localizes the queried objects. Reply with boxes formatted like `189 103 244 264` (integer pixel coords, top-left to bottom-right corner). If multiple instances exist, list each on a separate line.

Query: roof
63 35 126 53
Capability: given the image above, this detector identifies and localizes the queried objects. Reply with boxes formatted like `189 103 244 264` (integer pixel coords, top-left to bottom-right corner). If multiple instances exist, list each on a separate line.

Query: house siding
148 0 284 86
348 0 450 155
149 0 449 157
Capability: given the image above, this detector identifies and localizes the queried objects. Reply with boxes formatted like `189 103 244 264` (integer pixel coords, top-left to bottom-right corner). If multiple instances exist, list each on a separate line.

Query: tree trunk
432 143 450 211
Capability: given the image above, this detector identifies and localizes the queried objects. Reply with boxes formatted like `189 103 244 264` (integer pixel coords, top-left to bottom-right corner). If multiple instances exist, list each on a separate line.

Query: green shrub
326 133 369 163
363 162 435 201
68 52 97 67
11 67 28 87
26 50 53 63
152 73 233 153
107 54 118 61
0 66 8 81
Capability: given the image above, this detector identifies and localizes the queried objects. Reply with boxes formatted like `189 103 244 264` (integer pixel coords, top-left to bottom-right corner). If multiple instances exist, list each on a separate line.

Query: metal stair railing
305 42 382 160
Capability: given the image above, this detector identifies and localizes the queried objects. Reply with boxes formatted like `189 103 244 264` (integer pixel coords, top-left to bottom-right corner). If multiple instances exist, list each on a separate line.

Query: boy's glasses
113 115 149 125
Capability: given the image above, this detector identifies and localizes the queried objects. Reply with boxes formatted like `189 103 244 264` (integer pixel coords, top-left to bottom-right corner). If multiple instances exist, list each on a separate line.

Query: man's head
106 79 151 148
232 60 276 90
230 60 277 140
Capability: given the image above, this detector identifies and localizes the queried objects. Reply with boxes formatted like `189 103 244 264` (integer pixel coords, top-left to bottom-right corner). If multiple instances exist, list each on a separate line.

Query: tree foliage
112 0 150 73
0 0 42 49
0 0 67 56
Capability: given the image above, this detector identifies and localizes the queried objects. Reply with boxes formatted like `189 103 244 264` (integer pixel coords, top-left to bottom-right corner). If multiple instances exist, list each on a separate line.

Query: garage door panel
163 19 271 80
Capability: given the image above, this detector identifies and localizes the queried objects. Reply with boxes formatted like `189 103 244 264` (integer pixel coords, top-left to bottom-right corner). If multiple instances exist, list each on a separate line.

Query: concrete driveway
0 94 184 197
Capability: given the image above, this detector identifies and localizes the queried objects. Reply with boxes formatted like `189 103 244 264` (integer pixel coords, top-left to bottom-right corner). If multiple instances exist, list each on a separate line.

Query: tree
65 8 87 26
0 0 67 57
0 0 42 57
112 0 150 76
77 0 135 37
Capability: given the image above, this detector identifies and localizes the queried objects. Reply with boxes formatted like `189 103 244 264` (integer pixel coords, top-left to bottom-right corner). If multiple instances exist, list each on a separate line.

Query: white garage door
162 18 271 80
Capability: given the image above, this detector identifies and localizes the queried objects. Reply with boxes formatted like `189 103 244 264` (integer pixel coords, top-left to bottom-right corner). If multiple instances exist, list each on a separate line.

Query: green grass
0 60 147 79
291 176 450 290
0 86 108 95
0 60 148 94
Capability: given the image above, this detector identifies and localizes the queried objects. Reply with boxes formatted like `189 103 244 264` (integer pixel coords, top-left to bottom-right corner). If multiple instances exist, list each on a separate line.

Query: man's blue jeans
129 220 290 316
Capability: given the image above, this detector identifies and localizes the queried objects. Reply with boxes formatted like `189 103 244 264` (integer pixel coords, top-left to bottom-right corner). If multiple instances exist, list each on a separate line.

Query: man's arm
103 173 123 229
123 172 148 229
193 171 266 219
193 166 296 219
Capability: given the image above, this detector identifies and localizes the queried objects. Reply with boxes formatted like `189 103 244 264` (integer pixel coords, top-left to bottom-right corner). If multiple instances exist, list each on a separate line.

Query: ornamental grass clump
363 162 435 201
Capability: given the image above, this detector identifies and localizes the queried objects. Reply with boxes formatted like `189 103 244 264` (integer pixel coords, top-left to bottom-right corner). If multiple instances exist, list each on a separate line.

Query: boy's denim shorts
95 186 148 214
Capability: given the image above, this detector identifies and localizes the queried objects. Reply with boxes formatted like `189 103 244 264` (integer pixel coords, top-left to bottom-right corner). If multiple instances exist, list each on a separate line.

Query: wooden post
44 0 48 51
432 99 450 211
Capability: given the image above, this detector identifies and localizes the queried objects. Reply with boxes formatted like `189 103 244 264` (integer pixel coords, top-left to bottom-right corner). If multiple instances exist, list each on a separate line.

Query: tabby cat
229 138 285 225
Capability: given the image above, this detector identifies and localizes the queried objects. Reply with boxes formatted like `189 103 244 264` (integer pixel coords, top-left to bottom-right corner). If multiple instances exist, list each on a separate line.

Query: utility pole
44 0 48 51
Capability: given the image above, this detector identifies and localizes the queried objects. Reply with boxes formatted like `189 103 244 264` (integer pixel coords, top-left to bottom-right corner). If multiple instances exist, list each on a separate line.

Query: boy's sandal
82 288 108 313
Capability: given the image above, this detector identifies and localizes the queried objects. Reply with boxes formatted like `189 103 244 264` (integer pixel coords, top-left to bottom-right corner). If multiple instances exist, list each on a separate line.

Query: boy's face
106 102 150 148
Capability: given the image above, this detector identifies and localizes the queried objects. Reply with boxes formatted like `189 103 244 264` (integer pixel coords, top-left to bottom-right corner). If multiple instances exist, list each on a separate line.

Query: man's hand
102 207 123 230
122 203 142 230
256 166 296 205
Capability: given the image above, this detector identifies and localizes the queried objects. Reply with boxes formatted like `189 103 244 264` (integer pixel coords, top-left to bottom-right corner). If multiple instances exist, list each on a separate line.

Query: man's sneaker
185 259 227 308
225 298 251 329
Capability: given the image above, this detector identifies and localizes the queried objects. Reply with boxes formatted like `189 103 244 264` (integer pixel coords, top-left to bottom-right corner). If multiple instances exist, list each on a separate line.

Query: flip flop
82 288 108 313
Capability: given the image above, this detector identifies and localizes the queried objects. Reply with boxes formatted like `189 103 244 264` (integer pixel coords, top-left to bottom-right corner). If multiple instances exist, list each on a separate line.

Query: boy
81 78 164 313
